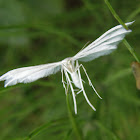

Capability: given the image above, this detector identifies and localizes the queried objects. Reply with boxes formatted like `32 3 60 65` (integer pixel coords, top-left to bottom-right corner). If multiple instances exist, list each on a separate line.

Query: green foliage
0 0 140 139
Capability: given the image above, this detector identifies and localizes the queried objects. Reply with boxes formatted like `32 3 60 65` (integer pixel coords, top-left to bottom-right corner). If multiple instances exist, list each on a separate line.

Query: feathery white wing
0 62 62 87
72 21 134 62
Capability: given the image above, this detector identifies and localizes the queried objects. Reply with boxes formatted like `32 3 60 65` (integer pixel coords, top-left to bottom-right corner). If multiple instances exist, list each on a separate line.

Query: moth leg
66 79 69 94
64 69 77 114
77 64 96 111
61 68 67 94
74 89 79 91
62 64 74 84
76 89 83 95
76 61 102 99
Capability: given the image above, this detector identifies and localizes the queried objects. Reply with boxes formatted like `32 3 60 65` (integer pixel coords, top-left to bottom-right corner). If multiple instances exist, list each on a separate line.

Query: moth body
70 71 81 89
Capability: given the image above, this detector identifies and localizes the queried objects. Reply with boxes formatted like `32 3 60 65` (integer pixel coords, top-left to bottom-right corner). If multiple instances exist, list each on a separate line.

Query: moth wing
0 62 62 87
72 21 134 62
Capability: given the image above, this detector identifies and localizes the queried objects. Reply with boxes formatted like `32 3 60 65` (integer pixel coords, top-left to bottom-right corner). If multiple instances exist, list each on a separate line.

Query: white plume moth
0 22 133 114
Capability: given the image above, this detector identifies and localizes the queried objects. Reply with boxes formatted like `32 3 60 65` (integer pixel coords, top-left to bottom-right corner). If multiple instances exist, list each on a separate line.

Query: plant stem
123 39 140 62
104 0 140 62
104 0 128 30
66 94 83 140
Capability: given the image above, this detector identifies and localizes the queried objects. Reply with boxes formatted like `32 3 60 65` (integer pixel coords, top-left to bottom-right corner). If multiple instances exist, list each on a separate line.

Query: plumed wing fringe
72 21 134 62
0 62 61 87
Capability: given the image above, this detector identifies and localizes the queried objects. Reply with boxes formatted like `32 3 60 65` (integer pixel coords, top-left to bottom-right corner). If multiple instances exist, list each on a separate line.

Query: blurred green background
0 0 140 140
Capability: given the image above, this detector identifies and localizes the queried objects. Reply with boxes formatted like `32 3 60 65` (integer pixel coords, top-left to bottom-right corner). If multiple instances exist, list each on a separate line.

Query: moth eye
131 61 140 90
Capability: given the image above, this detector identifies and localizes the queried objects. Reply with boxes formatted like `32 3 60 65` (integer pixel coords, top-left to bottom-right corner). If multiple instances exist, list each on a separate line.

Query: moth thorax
66 60 75 72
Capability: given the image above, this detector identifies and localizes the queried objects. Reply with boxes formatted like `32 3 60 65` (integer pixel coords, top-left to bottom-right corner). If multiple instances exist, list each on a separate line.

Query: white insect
0 22 133 114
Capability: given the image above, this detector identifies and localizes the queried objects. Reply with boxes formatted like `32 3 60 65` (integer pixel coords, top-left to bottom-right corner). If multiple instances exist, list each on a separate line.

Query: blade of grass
103 68 132 85
24 118 67 140
104 0 128 30
123 39 139 62
104 0 140 62
0 24 81 47
62 129 72 140
95 120 120 140
126 7 140 22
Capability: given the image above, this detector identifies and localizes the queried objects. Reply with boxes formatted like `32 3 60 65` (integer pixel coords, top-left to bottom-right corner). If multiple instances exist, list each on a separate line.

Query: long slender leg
62 66 81 95
76 89 83 95
76 61 102 99
61 68 67 94
62 65 74 84
77 63 96 111
73 89 83 95
66 80 69 94
64 69 77 114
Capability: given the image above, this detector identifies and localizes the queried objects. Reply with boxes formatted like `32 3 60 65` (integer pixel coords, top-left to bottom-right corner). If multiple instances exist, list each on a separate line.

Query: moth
0 22 133 114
